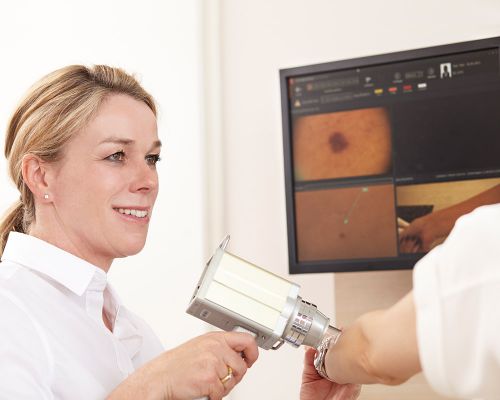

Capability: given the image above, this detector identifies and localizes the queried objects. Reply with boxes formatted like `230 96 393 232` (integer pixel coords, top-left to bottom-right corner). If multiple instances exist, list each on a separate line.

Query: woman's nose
130 161 158 193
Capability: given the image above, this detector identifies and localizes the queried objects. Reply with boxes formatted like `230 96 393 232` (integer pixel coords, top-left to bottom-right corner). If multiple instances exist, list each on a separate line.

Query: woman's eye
106 151 125 162
146 154 161 166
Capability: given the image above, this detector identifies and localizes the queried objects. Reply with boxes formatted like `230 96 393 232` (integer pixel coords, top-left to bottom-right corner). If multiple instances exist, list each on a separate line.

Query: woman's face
48 94 160 267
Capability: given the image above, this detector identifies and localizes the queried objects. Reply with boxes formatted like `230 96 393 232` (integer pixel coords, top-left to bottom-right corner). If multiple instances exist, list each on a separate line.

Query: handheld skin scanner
187 236 340 399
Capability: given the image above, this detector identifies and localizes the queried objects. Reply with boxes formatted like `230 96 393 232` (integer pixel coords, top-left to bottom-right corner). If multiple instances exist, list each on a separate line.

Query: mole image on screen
281 36 500 273
293 107 392 181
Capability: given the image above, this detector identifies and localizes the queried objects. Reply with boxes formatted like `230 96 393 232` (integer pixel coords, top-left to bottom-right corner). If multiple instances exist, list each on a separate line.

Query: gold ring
220 366 233 385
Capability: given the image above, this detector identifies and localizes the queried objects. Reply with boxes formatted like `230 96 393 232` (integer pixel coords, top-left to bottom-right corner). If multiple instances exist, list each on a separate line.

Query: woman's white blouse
0 232 164 399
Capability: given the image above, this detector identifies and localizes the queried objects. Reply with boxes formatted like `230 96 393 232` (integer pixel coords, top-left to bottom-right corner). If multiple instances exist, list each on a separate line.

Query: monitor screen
280 37 500 273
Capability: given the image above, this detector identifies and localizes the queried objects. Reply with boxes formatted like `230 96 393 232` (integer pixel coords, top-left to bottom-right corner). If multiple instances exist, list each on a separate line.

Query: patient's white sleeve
413 204 500 400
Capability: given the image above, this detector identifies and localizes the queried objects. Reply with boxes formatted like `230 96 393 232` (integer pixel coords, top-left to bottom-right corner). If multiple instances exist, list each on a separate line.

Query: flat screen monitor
280 36 500 274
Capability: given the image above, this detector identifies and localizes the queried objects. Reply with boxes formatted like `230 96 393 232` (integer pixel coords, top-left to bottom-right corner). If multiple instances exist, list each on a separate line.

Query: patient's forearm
325 292 421 385
437 184 500 230
324 311 395 385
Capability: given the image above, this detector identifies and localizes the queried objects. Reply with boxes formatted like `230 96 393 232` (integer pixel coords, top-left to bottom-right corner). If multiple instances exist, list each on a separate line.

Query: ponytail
0 200 25 258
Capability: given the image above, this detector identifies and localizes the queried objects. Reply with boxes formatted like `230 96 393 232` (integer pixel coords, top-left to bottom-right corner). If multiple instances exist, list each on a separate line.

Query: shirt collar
1 231 106 296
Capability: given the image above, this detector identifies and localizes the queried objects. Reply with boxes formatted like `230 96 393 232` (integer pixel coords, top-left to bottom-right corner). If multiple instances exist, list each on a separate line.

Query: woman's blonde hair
0 65 156 257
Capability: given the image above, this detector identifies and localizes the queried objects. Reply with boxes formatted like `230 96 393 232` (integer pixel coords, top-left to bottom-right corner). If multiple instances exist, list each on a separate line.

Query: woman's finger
224 351 248 384
221 365 237 395
223 332 259 367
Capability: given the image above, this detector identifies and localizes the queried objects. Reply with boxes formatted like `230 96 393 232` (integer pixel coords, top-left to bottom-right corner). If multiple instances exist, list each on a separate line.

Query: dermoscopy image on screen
292 107 392 181
295 183 398 262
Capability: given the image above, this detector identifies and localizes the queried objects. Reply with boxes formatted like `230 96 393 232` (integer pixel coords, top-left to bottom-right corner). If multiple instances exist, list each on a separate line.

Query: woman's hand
300 348 361 400
107 331 258 400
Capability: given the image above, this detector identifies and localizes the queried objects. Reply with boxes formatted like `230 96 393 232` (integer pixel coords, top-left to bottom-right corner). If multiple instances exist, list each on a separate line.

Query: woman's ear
21 154 51 202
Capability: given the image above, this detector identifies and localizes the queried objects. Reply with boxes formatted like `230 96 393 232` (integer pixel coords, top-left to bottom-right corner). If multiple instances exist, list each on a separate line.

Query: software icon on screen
440 62 452 78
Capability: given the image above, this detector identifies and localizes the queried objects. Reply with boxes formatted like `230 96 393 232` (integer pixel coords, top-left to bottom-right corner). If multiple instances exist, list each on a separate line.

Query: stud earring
44 194 49 200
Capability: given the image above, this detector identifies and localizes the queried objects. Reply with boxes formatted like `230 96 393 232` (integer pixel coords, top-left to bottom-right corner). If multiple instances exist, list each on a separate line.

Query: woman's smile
112 206 151 224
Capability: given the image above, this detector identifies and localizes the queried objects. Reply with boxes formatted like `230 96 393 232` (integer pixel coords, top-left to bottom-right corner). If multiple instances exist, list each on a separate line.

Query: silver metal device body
186 236 335 351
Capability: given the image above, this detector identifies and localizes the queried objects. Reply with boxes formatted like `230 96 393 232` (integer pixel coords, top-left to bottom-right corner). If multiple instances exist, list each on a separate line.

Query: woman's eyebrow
99 137 162 151
149 140 162 152
99 137 134 146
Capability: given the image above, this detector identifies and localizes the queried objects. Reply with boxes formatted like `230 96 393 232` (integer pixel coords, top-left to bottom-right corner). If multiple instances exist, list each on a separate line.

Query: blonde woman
0 65 258 399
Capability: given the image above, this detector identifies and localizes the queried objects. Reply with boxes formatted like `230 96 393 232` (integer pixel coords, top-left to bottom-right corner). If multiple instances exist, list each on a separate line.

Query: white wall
215 1 500 399
0 0 207 351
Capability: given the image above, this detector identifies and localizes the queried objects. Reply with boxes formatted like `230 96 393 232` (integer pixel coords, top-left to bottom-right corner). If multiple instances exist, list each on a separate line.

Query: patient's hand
300 348 361 400
399 210 452 253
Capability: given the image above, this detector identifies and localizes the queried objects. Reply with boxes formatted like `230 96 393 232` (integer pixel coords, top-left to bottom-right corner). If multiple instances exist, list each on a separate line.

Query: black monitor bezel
280 36 500 274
